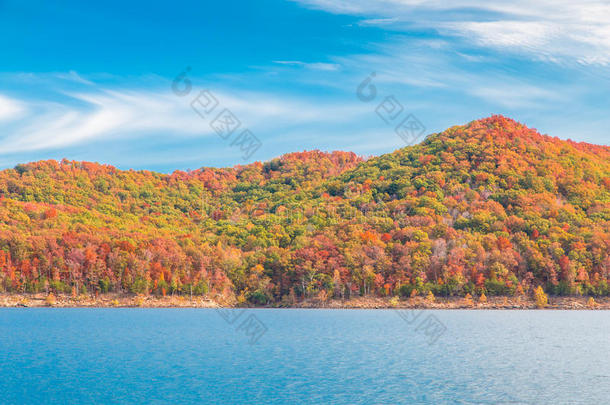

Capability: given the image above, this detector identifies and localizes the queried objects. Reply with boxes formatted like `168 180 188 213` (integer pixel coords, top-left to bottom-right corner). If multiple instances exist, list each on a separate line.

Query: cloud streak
0 95 26 122
273 61 341 71
293 0 610 65
0 80 372 155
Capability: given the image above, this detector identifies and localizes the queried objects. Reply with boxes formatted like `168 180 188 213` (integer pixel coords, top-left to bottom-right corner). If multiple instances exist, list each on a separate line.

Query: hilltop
0 115 608 305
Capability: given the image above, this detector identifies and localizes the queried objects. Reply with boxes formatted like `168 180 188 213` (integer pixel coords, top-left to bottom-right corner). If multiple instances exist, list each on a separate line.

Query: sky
0 0 609 172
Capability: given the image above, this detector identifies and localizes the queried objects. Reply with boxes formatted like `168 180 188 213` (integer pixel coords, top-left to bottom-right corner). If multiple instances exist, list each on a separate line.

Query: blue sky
0 0 609 172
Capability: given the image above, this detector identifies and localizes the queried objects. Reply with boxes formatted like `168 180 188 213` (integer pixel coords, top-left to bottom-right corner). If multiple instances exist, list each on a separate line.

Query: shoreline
1 293 609 310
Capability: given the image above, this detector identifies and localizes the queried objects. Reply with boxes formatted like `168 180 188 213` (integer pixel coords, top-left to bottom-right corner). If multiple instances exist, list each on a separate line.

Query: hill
0 115 608 303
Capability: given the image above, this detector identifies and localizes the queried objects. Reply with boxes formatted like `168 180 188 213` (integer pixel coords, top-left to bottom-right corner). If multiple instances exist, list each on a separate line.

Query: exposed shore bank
1 293 609 309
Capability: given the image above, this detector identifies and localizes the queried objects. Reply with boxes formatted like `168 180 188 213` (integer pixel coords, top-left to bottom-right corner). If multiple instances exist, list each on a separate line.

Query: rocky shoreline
1 293 609 309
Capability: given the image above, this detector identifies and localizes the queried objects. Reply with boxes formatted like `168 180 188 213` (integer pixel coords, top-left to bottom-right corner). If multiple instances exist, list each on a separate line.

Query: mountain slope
0 116 608 301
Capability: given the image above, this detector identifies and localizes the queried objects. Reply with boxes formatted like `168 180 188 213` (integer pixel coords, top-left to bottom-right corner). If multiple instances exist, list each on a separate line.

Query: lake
1 309 608 404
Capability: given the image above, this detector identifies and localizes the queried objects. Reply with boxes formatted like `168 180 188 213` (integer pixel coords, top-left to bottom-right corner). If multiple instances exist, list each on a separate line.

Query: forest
0 115 609 304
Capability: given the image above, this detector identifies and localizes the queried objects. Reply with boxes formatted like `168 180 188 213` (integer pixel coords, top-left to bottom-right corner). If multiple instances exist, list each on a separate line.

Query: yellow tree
534 286 548 308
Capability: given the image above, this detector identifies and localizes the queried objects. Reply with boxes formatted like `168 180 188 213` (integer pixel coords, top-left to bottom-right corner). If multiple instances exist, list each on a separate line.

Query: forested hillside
1 115 609 303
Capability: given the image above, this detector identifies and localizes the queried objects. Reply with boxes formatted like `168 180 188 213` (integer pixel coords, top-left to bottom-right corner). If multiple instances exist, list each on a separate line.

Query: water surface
1 309 608 404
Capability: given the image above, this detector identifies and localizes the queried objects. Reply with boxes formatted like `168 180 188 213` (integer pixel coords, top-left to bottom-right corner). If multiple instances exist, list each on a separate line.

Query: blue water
1 309 609 404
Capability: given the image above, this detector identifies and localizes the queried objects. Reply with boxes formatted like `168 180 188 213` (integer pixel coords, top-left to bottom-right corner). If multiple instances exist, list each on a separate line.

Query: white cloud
447 21 559 50
358 17 399 26
54 70 95 85
0 90 202 153
273 60 341 71
0 81 371 154
334 36 563 109
0 94 25 121
467 83 559 109
292 0 610 65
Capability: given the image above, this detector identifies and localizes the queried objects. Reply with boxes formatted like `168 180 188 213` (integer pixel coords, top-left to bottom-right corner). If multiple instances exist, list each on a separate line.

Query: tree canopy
1 116 608 303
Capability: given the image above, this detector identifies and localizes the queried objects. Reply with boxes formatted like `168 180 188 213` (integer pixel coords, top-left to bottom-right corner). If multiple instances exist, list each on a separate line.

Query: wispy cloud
467 83 560 109
0 75 371 156
358 17 399 27
273 60 341 71
0 90 202 153
0 94 26 121
293 0 610 66
53 70 95 85
334 36 563 108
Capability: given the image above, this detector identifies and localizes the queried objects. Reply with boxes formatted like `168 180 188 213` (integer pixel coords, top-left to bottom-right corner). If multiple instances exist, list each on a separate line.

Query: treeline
0 116 609 303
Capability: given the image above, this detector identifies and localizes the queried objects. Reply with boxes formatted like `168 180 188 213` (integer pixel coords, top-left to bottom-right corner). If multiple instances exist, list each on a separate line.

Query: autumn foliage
0 116 608 304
